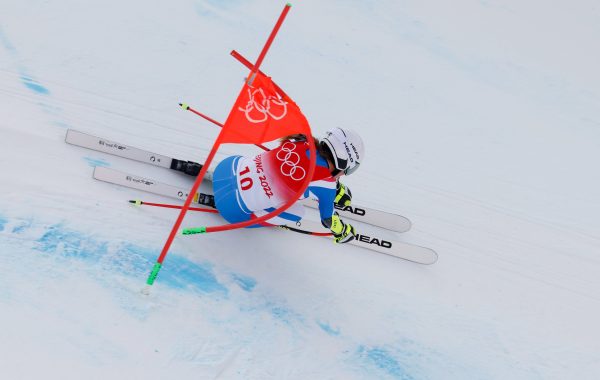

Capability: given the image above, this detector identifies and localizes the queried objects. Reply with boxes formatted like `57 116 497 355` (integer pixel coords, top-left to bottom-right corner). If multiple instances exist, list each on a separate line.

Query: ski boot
171 159 203 176
197 193 216 209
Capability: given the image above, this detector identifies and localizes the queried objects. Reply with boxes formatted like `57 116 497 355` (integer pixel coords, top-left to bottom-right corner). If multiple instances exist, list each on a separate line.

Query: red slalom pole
179 103 224 129
247 3 292 84
179 103 270 152
278 225 332 237
129 200 218 213
130 199 331 237
230 50 291 102
145 3 299 291
144 140 222 290
146 138 315 290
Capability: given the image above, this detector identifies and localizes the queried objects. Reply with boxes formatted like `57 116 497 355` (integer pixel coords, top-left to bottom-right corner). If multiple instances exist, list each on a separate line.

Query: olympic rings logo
239 88 288 124
276 142 306 181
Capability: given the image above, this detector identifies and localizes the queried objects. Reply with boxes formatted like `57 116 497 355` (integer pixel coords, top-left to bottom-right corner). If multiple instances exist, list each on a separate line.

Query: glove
334 181 352 208
329 213 356 244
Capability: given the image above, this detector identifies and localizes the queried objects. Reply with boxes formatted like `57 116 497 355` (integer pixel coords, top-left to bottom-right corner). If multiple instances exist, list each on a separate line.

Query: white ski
92 166 212 206
93 166 437 264
68 129 409 232
300 197 411 233
66 129 213 180
280 220 437 264
66 129 172 168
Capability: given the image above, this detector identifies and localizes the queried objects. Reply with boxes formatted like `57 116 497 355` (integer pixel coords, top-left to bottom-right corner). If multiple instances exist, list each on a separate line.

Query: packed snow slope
1 1 600 379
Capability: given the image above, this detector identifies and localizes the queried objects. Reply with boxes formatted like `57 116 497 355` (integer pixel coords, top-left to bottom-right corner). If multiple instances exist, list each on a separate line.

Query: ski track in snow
1 0 600 379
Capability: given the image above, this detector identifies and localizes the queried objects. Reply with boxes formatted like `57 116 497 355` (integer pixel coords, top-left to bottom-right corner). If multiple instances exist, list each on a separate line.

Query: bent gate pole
145 4 306 289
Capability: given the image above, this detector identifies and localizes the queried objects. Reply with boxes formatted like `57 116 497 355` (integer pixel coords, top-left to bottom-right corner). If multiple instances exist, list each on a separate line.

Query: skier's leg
212 156 305 228
212 156 259 226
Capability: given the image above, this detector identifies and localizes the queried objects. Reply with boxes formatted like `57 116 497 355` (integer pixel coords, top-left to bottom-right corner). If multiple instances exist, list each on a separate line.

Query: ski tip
179 103 189 110
129 200 142 206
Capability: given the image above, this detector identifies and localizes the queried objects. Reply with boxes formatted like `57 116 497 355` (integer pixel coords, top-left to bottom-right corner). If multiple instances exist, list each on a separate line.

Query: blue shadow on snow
356 345 415 380
34 223 227 295
0 215 7 232
20 75 50 95
316 320 341 337
83 157 110 168
231 273 257 292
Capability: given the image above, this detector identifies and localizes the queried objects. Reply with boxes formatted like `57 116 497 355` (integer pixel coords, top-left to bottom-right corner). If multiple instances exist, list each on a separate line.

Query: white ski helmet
320 128 365 175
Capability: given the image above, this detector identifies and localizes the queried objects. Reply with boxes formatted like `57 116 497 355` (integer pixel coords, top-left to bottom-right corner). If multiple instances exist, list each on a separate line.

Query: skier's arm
334 181 352 208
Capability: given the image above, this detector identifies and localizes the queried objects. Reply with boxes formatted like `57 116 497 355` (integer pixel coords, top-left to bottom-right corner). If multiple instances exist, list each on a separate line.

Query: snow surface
1 0 600 379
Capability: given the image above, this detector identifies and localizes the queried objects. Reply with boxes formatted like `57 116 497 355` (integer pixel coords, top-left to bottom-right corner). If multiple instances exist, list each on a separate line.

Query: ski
68 129 410 232
279 220 437 264
65 129 212 181
93 166 437 264
92 166 212 206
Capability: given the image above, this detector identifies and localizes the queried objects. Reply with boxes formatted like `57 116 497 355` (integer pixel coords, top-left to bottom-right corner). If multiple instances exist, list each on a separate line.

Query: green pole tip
182 226 207 235
180 103 189 110
146 262 162 286
287 3 292 7
129 200 142 206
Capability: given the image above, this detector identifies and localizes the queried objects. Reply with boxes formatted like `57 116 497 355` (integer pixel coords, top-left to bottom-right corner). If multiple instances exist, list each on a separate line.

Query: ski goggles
331 155 359 176
343 162 360 176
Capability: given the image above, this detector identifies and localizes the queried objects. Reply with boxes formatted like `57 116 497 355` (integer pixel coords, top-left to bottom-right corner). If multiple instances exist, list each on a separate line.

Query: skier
174 128 364 243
